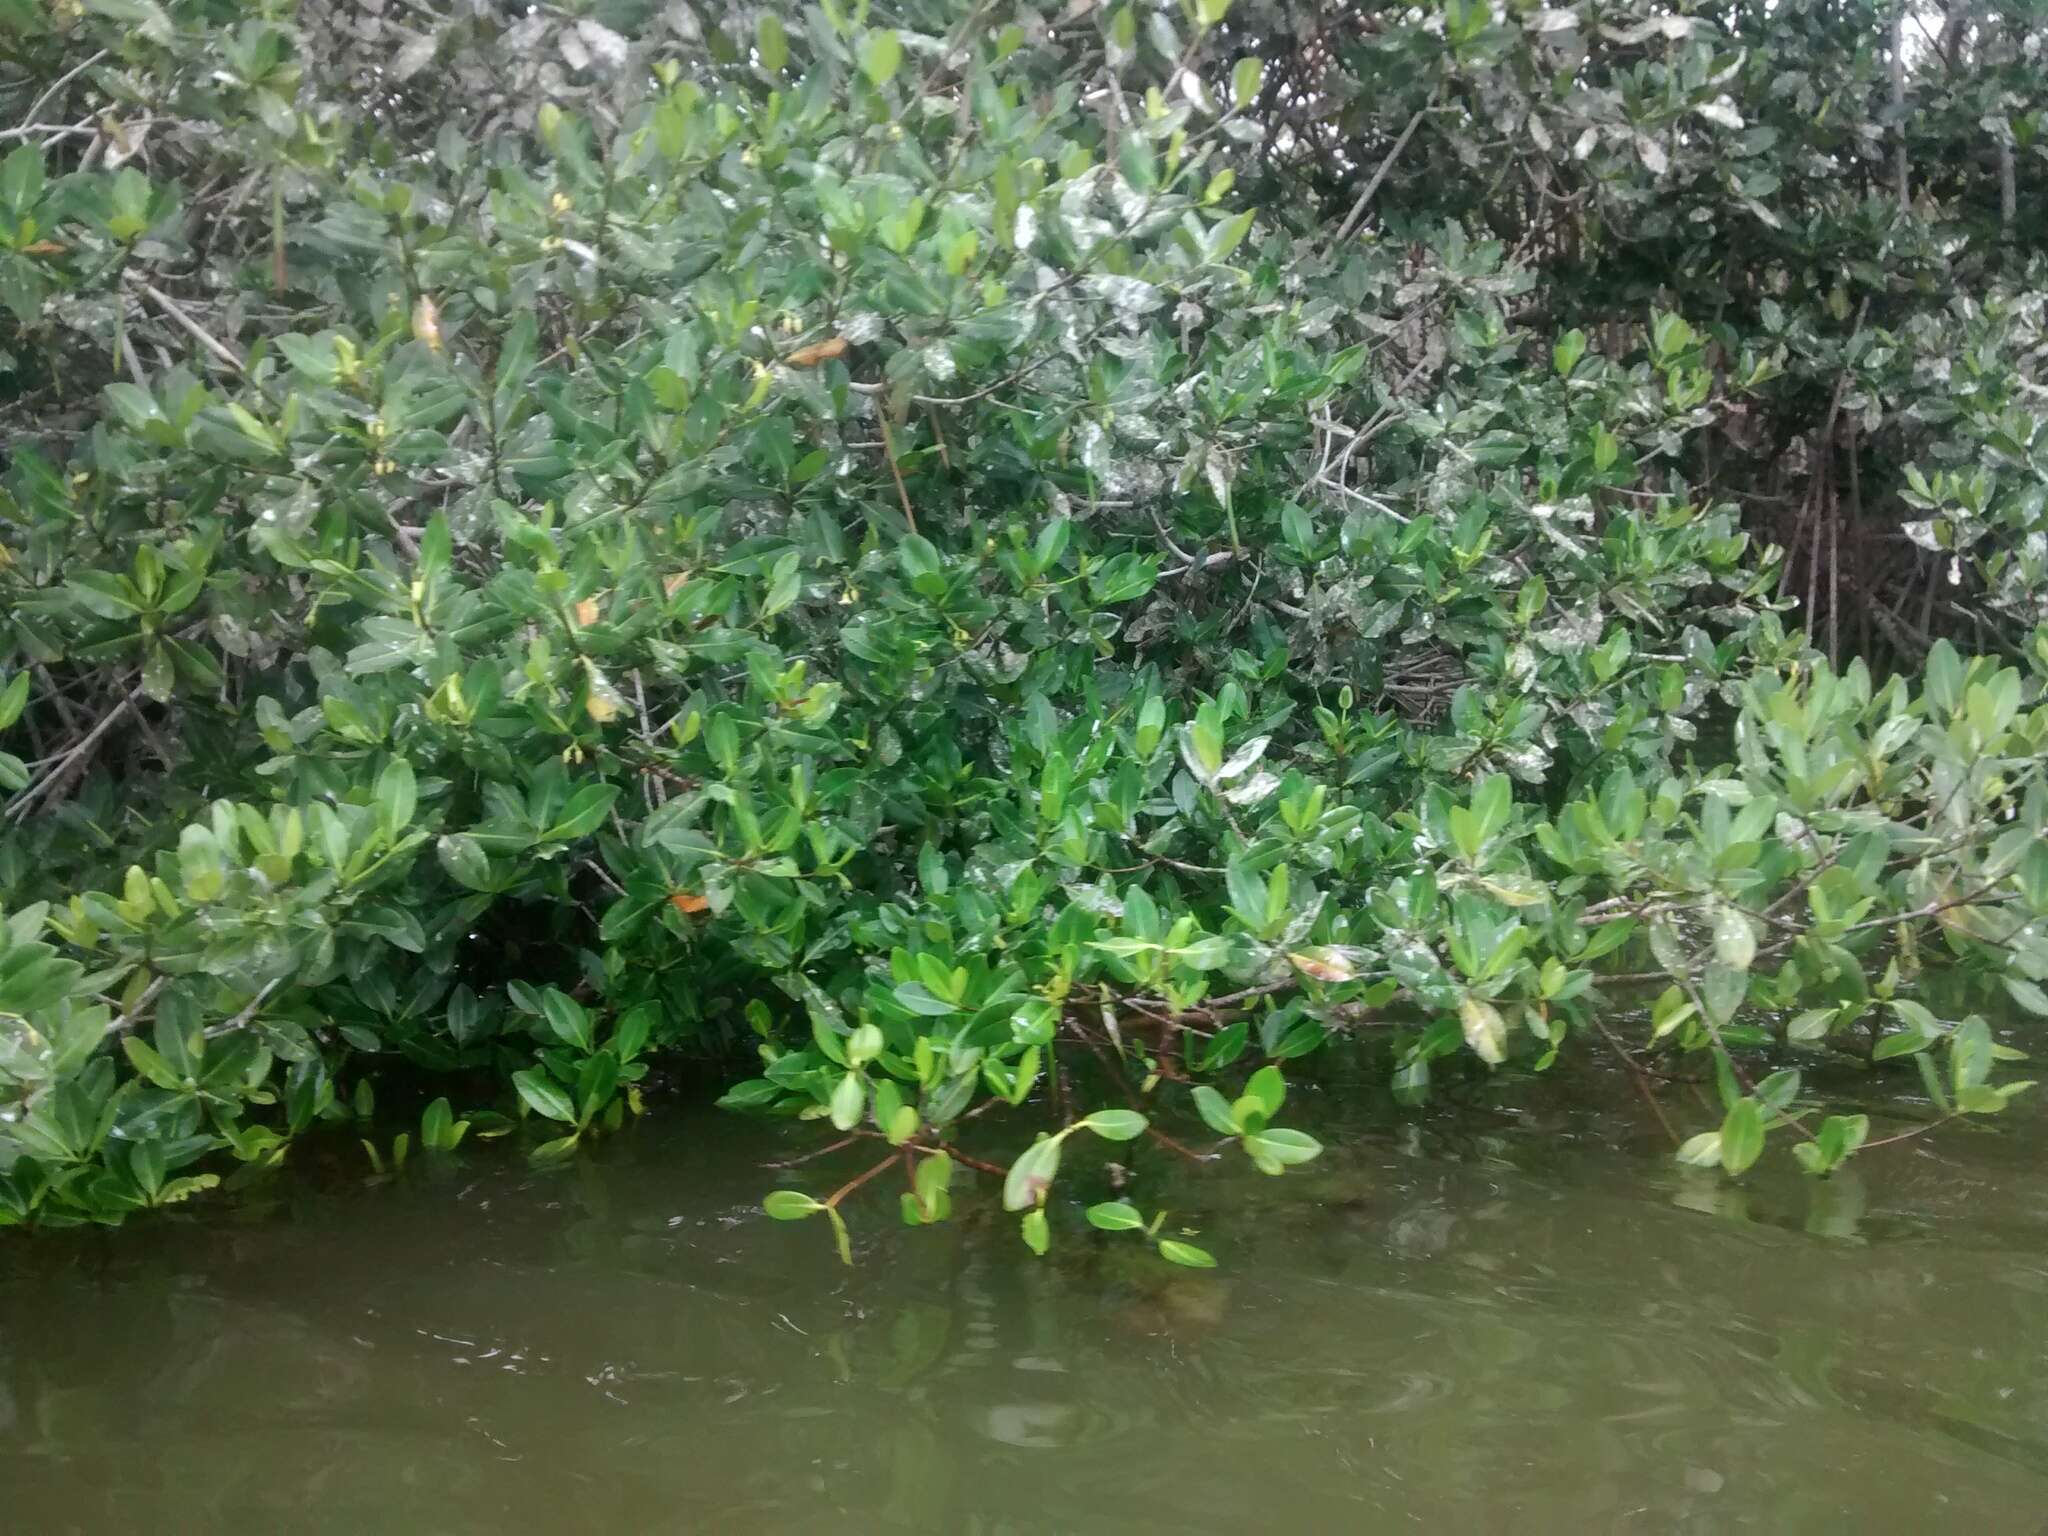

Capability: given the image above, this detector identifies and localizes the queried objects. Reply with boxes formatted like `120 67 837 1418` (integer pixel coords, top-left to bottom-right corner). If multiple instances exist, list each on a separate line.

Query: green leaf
1675 1131 1723 1168
436 834 493 891
1231 55 1263 110
1950 1016 1994 1094
512 1069 575 1123
0 671 32 732
539 988 593 1051
1118 134 1157 192
1786 1008 1836 1043
1020 1206 1050 1255
764 1189 822 1220
893 981 959 1016
1191 1084 1240 1136
913 1150 952 1214
2006 977 2048 1017
1719 1098 1764 1175
122 1035 184 1091
761 551 802 619
756 13 788 72
421 1097 455 1150
546 784 619 841
1700 961 1747 1026
82 0 171 43
1157 1239 1216 1268
142 643 174 704
0 144 46 218
1205 210 1255 265
1470 774 1510 842
860 28 903 86
1085 1200 1145 1231
829 1070 865 1131
531 1134 581 1164
1713 907 1755 971
1079 1108 1147 1141
1243 1127 1322 1173
1242 1065 1285 1120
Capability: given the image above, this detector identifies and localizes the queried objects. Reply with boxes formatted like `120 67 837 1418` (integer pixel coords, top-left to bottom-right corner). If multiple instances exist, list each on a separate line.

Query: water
5 1057 2048 1533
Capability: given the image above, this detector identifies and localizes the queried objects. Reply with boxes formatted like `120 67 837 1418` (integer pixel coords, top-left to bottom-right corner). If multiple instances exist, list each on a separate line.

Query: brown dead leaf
784 335 848 368
669 891 710 914
572 596 601 627
21 241 65 257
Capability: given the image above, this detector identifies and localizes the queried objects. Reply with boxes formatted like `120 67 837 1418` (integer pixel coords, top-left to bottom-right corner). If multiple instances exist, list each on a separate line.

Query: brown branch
1592 1015 1680 1148
907 1141 1004 1177
763 1134 860 1170
824 1152 900 1208
877 414 918 535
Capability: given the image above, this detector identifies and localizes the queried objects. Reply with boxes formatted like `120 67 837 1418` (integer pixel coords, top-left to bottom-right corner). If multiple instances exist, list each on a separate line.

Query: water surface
5 1059 2047 1533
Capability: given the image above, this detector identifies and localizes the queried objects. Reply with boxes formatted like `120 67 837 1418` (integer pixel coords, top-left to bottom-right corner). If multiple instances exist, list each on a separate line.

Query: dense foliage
2 0 2046 1254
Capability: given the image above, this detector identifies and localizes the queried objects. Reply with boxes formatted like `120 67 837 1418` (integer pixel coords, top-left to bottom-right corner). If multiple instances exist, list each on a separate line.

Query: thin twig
877 415 918 534
764 1134 860 1170
1332 106 1427 244
205 977 281 1038
6 684 143 822
126 277 246 371
23 49 107 127
825 1152 900 1208
102 974 168 1038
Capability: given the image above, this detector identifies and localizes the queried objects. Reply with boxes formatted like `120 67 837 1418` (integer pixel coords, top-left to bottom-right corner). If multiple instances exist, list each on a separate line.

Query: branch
5 683 143 823
1331 106 1427 245
126 277 247 372
102 974 168 1038
22 49 107 128
205 977 281 1038
877 414 919 535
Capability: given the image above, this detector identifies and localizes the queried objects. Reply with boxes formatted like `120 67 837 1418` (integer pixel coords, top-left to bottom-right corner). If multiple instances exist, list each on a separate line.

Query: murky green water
5 1058 2048 1533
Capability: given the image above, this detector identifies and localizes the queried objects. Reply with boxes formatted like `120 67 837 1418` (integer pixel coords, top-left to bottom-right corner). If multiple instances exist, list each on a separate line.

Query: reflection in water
4 1058 2048 1533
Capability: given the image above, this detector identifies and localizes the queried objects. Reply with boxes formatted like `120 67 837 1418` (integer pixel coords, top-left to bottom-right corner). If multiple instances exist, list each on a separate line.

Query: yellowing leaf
1459 994 1508 1065
669 891 710 914
582 657 625 723
1288 949 1356 983
411 294 442 352
572 597 601 627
